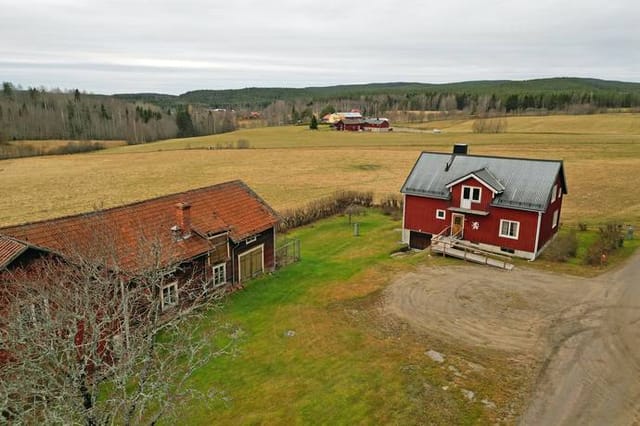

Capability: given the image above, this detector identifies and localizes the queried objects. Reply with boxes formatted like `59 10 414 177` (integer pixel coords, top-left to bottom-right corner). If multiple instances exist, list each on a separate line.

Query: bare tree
0 228 235 425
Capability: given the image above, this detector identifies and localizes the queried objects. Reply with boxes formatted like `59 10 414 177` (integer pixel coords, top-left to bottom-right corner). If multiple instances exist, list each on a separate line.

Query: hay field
1 114 639 227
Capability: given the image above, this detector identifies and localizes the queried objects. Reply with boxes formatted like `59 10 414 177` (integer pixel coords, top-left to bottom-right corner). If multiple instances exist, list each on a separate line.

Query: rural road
520 251 640 425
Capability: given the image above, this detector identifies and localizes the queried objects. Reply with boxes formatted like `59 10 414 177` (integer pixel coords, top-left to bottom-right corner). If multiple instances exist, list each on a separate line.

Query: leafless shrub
472 117 508 133
0 223 232 424
541 229 578 262
278 190 373 231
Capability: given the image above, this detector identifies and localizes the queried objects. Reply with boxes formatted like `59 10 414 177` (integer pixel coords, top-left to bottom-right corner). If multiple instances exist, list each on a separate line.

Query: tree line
0 83 236 144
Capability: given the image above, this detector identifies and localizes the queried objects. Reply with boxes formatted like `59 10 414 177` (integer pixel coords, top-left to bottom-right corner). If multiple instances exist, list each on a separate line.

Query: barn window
436 209 446 220
558 186 562 199
212 263 226 287
551 184 557 203
245 235 257 245
161 282 178 311
552 210 559 228
499 220 520 240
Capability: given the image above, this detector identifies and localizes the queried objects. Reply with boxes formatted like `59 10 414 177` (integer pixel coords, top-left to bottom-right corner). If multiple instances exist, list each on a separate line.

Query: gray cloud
1 0 638 94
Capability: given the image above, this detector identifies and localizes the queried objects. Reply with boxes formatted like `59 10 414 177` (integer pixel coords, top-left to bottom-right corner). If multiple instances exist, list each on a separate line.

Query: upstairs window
436 209 446 220
551 184 557 203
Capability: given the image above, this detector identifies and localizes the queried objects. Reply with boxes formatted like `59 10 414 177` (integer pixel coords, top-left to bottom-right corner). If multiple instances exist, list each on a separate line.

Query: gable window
161 282 178 311
552 210 559 228
436 209 446 220
558 186 562 199
461 186 482 208
551 184 557 203
499 219 520 240
212 263 226 287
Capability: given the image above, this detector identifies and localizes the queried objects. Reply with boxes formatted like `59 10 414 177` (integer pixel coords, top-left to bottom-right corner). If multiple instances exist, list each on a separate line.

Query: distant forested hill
115 78 640 115
0 83 236 145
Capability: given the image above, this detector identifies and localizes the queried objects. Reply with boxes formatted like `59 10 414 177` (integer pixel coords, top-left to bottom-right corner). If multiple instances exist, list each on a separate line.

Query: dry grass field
1 114 639 227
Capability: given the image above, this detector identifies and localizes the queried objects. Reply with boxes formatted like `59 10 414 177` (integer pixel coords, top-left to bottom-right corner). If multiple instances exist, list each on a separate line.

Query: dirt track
383 254 640 425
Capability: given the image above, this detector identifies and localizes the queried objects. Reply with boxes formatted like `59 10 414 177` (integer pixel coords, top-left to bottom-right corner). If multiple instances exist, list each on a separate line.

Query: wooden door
239 246 263 281
451 214 464 238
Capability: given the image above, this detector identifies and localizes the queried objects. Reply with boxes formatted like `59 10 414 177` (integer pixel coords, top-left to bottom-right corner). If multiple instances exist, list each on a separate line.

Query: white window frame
212 263 226 287
558 185 562 199
436 209 446 220
552 210 559 228
499 219 520 240
462 185 482 204
551 184 557 203
244 235 257 245
161 281 178 311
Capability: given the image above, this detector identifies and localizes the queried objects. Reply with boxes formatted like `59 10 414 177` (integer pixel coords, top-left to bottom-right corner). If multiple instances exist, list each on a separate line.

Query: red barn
334 118 364 131
401 145 567 260
362 118 391 132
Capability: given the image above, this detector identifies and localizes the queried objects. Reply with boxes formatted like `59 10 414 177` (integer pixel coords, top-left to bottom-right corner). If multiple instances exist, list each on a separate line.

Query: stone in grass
425 349 445 363
461 389 475 401
481 399 497 409
284 330 296 337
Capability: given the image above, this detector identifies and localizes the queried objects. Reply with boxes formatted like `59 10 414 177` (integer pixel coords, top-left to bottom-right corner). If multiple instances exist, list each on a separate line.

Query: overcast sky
1 0 639 94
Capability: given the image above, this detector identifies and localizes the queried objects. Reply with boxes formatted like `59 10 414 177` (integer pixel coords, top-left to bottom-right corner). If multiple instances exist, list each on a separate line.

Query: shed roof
401 152 567 212
0 180 279 273
0 236 28 269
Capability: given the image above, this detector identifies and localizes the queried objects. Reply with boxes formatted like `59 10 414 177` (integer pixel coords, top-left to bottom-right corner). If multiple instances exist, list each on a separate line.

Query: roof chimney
175 202 191 239
453 143 468 155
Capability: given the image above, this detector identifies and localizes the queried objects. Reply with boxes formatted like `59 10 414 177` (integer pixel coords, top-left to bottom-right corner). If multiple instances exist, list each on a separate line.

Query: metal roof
401 152 567 212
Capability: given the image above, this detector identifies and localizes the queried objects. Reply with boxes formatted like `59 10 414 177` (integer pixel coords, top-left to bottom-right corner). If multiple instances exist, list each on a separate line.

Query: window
245 235 257 245
462 186 481 204
161 282 178 311
212 263 226 287
552 210 559 228
436 209 446 220
499 219 520 239
558 186 562 199
551 184 557 203
472 187 481 202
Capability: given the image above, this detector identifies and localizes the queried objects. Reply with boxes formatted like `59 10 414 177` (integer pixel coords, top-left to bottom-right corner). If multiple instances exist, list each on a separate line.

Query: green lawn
170 211 518 425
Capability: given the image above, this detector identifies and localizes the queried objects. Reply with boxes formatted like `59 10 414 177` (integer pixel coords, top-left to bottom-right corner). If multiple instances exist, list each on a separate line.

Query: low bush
541 229 578 262
379 193 403 220
278 190 373 231
583 223 624 266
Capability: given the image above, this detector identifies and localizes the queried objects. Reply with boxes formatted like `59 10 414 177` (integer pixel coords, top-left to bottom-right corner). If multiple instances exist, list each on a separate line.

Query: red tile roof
0 180 279 273
0 236 28 269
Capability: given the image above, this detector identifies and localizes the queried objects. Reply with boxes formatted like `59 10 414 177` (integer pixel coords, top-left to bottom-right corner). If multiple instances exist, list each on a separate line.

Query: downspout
401 193 407 244
532 211 542 261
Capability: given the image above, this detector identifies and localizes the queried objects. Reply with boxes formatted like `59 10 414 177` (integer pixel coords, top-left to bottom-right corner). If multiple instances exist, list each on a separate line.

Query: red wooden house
0 180 280 308
401 145 567 260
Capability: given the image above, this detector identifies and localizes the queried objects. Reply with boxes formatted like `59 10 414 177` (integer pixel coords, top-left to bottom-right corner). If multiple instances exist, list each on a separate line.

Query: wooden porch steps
430 235 514 271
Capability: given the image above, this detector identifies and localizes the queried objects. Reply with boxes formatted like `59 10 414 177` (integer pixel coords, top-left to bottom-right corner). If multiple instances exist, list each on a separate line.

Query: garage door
239 245 264 281
409 231 431 250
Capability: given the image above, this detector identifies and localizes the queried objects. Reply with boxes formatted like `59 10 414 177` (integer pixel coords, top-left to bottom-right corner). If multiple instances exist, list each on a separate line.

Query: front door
451 214 464 238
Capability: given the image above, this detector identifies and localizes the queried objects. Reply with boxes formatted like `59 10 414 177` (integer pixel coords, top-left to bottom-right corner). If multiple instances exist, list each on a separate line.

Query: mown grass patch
169 211 521 425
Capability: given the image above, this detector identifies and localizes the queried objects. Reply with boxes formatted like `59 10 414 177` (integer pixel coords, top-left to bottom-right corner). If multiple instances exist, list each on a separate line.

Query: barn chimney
175 202 192 239
453 143 468 155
